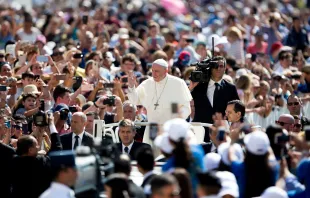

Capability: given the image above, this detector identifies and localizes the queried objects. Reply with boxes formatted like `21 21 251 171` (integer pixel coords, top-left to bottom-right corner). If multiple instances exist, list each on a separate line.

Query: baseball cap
218 143 244 165
36 35 47 45
49 150 76 169
235 68 248 79
54 103 69 112
260 186 288 198
154 133 173 154
244 131 270 155
204 153 221 172
216 171 239 198
163 118 190 142
118 28 129 39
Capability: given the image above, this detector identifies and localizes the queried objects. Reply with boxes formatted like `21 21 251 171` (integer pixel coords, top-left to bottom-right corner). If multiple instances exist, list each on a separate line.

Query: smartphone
305 126 310 143
5 44 16 57
217 127 226 141
121 77 128 83
22 123 29 135
19 55 26 65
72 76 83 91
39 99 45 111
186 38 194 43
5 120 11 129
55 74 67 81
104 83 114 88
108 47 114 52
37 55 48 62
0 85 7 91
82 15 88 24
149 123 158 141
274 133 290 144
81 84 94 91
103 96 115 106
171 103 178 114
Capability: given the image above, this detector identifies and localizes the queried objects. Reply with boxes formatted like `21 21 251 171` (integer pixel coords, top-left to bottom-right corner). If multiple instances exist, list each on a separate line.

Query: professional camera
189 36 219 82
103 96 115 106
189 58 219 82
33 111 48 127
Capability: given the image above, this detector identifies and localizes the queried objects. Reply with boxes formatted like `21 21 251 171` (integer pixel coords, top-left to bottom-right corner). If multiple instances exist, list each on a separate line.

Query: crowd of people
1 0 310 198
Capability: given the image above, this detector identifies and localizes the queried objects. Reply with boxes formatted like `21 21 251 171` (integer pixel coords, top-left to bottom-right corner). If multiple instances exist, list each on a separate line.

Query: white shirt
39 182 75 198
122 141 134 154
72 132 84 150
207 79 223 107
127 74 192 124
16 27 42 43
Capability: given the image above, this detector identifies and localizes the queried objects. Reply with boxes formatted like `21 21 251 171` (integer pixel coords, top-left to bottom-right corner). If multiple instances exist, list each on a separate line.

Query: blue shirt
0 33 14 50
231 160 280 198
297 158 310 193
162 145 205 192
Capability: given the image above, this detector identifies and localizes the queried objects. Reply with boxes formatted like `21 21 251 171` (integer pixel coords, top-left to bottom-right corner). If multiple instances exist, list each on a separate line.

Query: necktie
213 83 220 108
124 146 129 153
73 135 79 150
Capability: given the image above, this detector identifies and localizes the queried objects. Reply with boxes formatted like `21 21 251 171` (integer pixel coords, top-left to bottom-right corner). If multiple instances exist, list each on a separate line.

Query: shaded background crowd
1 0 310 198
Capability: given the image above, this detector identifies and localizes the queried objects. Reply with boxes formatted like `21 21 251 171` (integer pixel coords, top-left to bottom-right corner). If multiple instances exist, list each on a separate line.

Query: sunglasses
276 121 292 126
13 125 22 130
294 123 302 128
287 102 299 106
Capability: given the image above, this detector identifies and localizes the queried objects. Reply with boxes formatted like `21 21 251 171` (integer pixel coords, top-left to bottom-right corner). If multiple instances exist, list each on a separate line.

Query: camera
33 111 48 127
59 109 69 120
189 58 219 82
103 96 115 106
189 37 220 82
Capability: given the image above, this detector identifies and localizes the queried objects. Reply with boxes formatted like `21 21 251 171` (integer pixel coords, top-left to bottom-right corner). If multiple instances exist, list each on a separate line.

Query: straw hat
23 85 41 95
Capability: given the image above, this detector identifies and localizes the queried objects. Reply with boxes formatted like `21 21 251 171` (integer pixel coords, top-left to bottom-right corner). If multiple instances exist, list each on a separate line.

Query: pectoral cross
154 103 159 110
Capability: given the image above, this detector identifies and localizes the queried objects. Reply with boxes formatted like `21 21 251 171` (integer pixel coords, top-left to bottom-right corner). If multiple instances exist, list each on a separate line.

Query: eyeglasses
287 102 299 106
294 123 302 128
276 121 292 126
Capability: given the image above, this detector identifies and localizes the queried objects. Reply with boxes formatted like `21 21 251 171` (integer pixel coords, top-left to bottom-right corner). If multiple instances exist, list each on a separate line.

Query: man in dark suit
116 119 151 160
287 94 310 129
10 114 62 198
191 56 239 142
114 154 146 198
136 147 156 192
60 112 94 150
0 141 15 198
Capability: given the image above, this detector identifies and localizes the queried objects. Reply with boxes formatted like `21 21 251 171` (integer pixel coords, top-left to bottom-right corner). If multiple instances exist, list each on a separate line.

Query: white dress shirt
122 141 134 154
207 79 223 107
72 132 84 150
39 182 75 198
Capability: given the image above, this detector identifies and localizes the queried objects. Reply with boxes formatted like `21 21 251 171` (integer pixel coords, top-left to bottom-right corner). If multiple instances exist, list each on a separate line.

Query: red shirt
246 42 268 54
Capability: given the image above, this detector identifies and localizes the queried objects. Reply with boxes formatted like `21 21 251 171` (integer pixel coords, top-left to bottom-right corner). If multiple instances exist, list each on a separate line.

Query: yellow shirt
75 67 86 78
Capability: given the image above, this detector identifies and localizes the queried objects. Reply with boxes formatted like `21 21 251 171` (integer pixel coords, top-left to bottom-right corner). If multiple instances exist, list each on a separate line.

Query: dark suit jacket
116 142 151 160
60 132 94 150
0 143 15 198
191 79 239 141
301 116 310 128
201 142 217 155
141 173 156 188
11 133 62 198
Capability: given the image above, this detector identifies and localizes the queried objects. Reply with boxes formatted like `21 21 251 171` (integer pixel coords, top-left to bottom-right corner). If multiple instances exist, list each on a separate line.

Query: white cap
193 20 202 28
118 28 129 39
244 131 270 155
164 118 190 142
153 59 168 68
260 187 288 198
235 68 248 79
218 143 244 165
154 133 173 154
216 171 239 198
204 153 221 171
208 34 228 48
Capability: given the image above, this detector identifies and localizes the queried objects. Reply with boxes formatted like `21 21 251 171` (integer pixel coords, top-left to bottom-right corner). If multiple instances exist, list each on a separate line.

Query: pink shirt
246 42 268 54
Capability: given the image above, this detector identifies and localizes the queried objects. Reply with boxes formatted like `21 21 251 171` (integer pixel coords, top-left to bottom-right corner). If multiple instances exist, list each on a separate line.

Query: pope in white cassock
127 59 192 143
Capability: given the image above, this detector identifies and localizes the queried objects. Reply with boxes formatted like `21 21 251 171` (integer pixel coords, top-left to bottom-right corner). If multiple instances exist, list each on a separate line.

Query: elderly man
287 94 310 128
276 114 295 132
123 101 146 142
127 59 192 143
60 112 94 150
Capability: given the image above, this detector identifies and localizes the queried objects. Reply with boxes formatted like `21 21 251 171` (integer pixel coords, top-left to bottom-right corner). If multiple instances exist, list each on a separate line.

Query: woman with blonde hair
226 27 245 64
235 74 253 106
